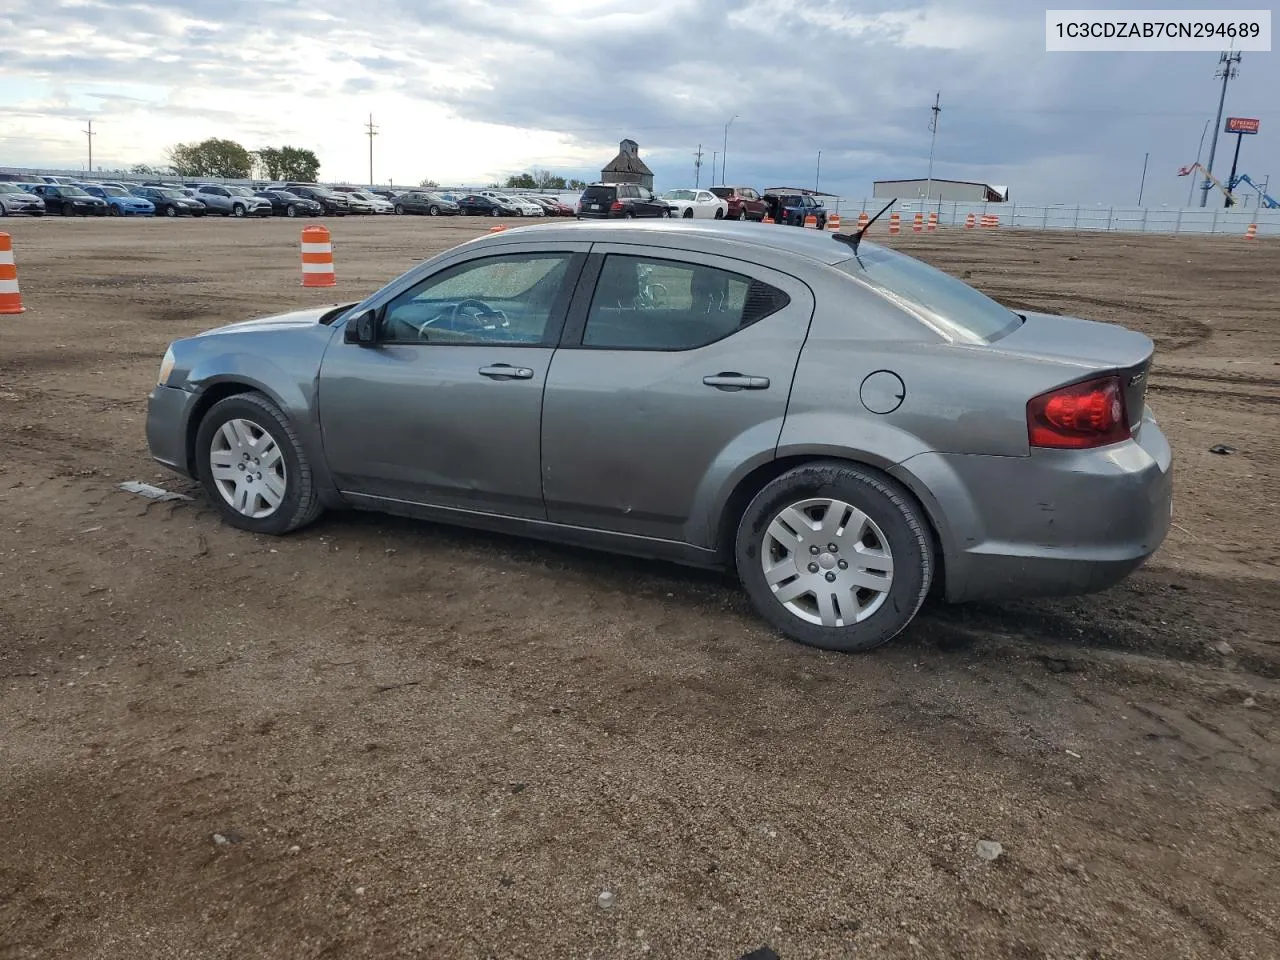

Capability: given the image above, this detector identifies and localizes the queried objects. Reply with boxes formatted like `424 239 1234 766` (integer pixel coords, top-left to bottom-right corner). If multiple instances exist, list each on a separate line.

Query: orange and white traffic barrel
0 233 24 314
1244 223 1257 239
965 213 976 229
488 224 507 233
826 214 841 231
803 214 818 228
927 212 938 231
300 225 336 287
888 213 900 235
762 215 775 224
912 212 923 233
979 214 994 229
856 211 870 231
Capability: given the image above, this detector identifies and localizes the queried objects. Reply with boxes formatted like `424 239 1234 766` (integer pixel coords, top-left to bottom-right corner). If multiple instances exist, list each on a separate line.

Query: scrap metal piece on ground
119 480 192 502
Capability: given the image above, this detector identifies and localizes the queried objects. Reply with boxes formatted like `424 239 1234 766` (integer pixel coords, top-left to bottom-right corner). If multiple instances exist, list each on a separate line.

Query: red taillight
610 201 623 211
1027 375 1130 449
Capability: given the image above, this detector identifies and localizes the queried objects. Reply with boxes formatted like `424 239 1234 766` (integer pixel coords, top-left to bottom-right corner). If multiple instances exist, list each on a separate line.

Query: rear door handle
702 373 770 391
479 363 534 380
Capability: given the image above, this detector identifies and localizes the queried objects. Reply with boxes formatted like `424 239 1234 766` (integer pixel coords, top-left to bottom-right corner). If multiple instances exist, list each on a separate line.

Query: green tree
419 178 439 188
166 138 255 179
256 145 320 182
505 172 536 189
566 178 588 190
130 163 158 176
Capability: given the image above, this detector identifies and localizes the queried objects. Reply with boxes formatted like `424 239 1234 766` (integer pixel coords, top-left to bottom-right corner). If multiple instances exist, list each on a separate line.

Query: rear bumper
893 413 1173 603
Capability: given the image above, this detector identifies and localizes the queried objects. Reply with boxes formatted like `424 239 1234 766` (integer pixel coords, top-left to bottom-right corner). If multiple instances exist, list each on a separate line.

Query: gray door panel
317 244 590 519
318 344 554 517
542 245 815 544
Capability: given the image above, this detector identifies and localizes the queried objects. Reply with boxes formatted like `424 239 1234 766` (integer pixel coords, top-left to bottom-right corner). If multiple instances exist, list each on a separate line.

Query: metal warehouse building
873 179 1009 203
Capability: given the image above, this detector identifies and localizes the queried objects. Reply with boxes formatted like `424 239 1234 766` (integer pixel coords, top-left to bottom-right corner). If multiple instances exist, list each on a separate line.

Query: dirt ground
1 215 1277 960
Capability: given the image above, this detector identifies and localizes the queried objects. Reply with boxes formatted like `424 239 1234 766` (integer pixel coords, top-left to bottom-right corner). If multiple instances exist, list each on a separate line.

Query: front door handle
479 363 534 381
702 373 770 391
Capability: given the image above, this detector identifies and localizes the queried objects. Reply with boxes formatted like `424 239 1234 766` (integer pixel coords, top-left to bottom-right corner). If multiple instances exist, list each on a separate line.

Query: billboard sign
1225 117 1260 135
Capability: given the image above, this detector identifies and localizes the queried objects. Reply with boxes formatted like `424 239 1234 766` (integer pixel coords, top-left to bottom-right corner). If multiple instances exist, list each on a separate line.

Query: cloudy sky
1 0 1276 205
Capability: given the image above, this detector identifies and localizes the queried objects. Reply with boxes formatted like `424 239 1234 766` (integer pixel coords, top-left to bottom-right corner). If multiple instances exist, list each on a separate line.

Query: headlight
157 346 176 386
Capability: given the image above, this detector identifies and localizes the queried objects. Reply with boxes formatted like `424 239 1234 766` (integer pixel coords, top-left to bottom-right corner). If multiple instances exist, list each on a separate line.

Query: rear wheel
714 208 724 219
735 462 932 652
737 209 747 221
624 210 637 219
109 205 121 217
195 393 324 536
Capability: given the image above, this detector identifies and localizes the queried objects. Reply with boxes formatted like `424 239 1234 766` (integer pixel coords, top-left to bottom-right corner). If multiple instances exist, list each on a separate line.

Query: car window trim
375 250 589 349
558 249 796 354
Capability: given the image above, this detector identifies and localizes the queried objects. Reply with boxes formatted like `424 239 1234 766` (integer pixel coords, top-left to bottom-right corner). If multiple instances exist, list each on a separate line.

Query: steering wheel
417 298 510 340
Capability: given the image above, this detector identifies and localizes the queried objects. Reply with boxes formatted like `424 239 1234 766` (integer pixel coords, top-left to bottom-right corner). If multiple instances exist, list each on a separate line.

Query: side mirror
344 308 379 346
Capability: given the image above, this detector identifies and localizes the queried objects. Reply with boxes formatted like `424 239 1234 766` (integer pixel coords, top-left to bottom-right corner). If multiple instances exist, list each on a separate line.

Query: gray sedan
145 221 1172 652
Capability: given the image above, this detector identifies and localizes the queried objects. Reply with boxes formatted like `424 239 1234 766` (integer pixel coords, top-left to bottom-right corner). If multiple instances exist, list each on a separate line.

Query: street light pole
1138 151 1149 206
815 150 821 193
1188 117 1210 206
721 115 738 185
1201 51 1241 207
83 119 95 172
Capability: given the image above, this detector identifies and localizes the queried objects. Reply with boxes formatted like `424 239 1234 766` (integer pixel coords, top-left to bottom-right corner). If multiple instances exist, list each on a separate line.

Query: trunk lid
992 310 1153 427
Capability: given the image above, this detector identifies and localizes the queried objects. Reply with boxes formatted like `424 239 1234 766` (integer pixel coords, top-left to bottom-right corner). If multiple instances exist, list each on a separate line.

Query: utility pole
1138 151 1149 206
711 151 718 186
1201 51 1241 207
924 92 941 201
694 144 704 187
1225 130 1247 207
721 115 738 185
83 119 95 172
364 114 378 187
815 150 821 193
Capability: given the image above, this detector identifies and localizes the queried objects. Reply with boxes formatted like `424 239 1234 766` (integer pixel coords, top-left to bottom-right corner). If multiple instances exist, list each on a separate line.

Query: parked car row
574 182 829 227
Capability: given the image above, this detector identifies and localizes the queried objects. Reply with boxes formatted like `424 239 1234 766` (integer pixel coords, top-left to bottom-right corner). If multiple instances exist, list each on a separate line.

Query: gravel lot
1 216 1277 960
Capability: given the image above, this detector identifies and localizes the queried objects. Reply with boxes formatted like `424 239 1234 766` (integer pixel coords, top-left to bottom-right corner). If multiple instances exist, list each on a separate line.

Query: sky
0 0 1276 205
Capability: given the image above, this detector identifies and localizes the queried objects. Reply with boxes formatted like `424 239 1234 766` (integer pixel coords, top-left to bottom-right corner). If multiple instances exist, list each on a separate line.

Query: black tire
490 207 501 217
164 205 178 218
428 205 439 216
624 210 637 219
32 211 44 217
195 392 324 536
713 208 724 219
734 461 933 652
737 209 747 221
394 204 405 215
286 204 298 218
60 204 73 217
682 208 693 219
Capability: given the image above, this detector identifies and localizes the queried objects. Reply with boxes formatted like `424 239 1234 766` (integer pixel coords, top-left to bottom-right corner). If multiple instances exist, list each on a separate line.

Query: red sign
1225 117 1260 135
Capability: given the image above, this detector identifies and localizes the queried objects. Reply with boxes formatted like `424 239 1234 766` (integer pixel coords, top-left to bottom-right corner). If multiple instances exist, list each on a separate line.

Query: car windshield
225 186 255 197
98 186 127 196
61 186 90 197
839 244 1022 343
426 193 448 202
158 189 186 199
664 190 696 200
0 184 23 194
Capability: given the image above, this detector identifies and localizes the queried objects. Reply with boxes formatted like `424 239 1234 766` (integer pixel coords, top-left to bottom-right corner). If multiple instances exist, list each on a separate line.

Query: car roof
467 219 860 266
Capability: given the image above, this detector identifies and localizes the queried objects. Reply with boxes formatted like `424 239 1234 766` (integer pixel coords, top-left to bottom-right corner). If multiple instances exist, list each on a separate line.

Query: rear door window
582 255 791 351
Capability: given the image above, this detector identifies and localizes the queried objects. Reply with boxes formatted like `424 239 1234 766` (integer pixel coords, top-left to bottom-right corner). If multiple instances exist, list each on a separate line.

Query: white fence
830 198 1278 237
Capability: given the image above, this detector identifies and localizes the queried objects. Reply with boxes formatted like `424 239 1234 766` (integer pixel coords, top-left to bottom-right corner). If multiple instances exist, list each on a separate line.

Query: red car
710 186 769 221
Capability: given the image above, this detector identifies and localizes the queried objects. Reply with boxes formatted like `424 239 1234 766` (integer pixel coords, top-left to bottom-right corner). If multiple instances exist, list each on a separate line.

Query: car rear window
582 186 616 203
837 245 1022 343
709 187 732 199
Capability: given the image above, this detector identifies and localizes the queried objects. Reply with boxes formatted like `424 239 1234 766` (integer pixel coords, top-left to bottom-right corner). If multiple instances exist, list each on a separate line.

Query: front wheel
490 207 501 217
737 209 747 221
195 393 324 535
60 205 74 217
109 206 121 217
713 208 724 219
164 205 178 218
682 209 694 219
735 462 933 652
232 204 246 218
428 206 439 216
285 204 298 218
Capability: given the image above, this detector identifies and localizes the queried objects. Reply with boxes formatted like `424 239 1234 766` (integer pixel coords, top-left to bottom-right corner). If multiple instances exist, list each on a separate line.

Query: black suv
577 183 670 219
283 184 349 216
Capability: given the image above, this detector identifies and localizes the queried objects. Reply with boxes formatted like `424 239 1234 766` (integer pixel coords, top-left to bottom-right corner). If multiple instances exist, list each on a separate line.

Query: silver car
145 221 1172 652
0 183 46 216
191 184 272 218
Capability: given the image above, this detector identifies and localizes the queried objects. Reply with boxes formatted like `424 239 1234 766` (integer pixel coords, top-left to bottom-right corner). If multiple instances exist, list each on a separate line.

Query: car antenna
833 198 896 253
